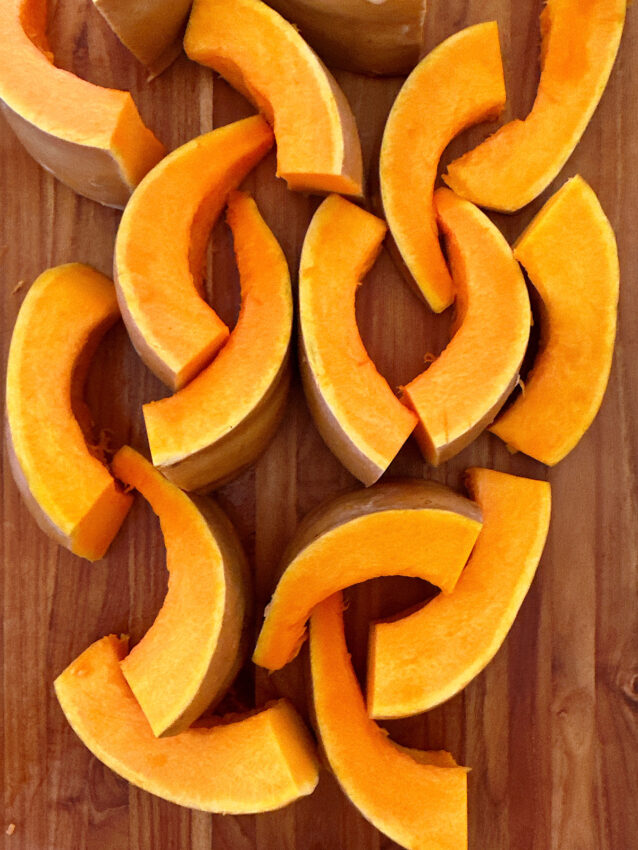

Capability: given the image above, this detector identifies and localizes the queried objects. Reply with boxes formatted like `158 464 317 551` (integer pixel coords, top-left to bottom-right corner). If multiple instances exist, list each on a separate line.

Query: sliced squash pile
3 0 626 845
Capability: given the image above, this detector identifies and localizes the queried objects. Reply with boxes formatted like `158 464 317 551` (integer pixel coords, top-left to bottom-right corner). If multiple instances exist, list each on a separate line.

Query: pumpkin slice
110 447 248 738
115 116 274 391
6 264 133 561
253 481 482 672
55 635 320 812
184 0 363 197
444 0 626 212
299 195 417 486
380 22 505 311
0 0 164 207
490 176 619 464
92 0 193 78
401 189 531 466
143 191 292 492
310 593 468 849
368 468 551 720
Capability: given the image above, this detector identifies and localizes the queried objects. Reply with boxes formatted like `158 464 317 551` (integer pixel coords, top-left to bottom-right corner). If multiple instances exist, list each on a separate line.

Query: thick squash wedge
368 468 551 720
6 264 133 561
444 0 626 212
184 0 363 196
380 22 505 311
0 0 164 207
115 116 274 391
490 176 619 464
299 195 417 486
55 635 320 812
311 593 468 849
253 481 482 672
401 189 531 465
144 191 292 492
111 447 249 738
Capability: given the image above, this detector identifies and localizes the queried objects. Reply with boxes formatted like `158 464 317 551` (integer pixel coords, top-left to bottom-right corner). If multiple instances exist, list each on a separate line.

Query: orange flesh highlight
311 593 468 850
368 468 551 719
380 22 506 311
402 188 531 465
490 176 619 464
55 635 320 813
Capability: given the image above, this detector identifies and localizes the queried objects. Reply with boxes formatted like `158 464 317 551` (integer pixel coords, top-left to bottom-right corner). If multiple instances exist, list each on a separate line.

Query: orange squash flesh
6 264 133 561
110 447 249 738
401 189 531 466
253 481 482 672
490 176 619 464
55 635 320 813
184 0 363 197
368 468 551 720
0 0 165 207
311 593 468 850
444 0 626 212
299 195 417 486
380 22 506 312
143 191 293 493
115 117 274 391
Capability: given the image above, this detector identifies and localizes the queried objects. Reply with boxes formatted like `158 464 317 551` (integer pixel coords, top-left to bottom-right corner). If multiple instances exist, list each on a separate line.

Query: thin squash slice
184 0 363 196
368 468 551 720
490 176 619 464
115 116 274 391
299 195 417 486
6 264 133 561
380 22 505 311
55 635 320 813
0 0 164 207
311 593 468 850
253 481 482 672
401 189 531 466
144 191 292 492
444 0 626 212
111 447 249 738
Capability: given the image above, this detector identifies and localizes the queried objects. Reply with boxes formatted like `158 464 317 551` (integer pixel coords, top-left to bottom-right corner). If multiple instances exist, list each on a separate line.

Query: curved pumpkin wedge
184 0 363 197
0 0 164 207
299 195 417 486
368 468 551 720
311 593 468 849
490 177 619 464
55 635 320 813
115 116 274 391
401 189 531 466
110 447 249 738
253 481 482 672
380 22 505 312
6 264 133 561
444 0 626 212
143 191 292 492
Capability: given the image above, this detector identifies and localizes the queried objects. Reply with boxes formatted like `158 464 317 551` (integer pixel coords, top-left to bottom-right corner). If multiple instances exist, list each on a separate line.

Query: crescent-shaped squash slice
143 191 292 493
380 22 506 311
311 593 468 849
444 0 626 212
55 635 320 813
253 481 482 672
115 116 274 391
490 176 619 464
0 0 165 207
184 0 363 197
367 468 551 720
299 195 417 486
110 447 249 738
401 189 531 466
6 264 133 561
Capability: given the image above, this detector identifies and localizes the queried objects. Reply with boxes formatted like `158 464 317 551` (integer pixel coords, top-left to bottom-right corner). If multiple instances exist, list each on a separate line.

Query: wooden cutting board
1 2 637 848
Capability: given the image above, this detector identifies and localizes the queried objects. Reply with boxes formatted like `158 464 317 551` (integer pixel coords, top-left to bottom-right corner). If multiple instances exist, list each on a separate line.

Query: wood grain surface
2 2 637 848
